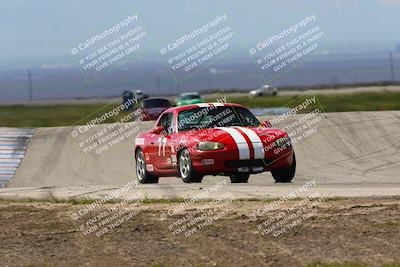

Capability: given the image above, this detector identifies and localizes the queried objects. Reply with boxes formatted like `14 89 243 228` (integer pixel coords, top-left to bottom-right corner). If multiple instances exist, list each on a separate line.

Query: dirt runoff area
1 197 400 267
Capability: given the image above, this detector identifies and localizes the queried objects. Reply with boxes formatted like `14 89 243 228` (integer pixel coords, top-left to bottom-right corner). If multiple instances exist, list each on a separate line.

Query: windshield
143 99 171 108
178 106 260 131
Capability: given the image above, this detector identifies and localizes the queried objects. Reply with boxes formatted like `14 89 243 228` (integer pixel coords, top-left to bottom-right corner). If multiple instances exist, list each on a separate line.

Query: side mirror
152 125 164 134
262 120 272 128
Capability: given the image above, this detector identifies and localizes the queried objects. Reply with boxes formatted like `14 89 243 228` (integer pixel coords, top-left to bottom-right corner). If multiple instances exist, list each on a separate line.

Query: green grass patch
0 197 100 205
0 102 132 128
0 92 399 127
141 197 186 204
207 92 400 113
0 196 349 205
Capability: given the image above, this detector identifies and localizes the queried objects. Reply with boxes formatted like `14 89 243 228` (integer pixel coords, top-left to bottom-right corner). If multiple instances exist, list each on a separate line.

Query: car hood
180 126 286 145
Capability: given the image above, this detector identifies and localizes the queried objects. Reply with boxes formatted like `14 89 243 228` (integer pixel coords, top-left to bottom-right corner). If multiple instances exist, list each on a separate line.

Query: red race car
134 103 296 183
139 98 172 121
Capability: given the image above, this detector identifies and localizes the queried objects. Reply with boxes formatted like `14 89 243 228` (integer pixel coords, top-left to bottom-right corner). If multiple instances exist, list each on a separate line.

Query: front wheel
136 149 159 183
179 149 204 183
271 153 296 183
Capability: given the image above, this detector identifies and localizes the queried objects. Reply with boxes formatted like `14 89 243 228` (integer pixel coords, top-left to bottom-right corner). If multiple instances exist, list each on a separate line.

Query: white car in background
249 85 278 97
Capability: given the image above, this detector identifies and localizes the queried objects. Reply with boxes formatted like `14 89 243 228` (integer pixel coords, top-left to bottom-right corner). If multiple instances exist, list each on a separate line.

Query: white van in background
249 85 278 96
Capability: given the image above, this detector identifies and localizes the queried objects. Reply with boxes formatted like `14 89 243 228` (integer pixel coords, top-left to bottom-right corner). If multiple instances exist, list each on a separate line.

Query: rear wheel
230 173 249 183
179 149 204 183
271 153 296 183
136 149 159 183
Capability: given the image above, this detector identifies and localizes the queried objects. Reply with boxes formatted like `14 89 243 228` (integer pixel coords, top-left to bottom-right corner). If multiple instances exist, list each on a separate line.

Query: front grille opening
225 159 272 168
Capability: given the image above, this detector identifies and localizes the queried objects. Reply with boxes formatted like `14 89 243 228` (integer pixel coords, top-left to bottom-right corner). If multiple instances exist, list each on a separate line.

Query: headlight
198 141 224 151
275 137 291 147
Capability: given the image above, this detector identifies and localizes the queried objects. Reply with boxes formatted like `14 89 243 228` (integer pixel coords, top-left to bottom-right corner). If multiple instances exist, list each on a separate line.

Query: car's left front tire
271 153 296 183
179 149 204 183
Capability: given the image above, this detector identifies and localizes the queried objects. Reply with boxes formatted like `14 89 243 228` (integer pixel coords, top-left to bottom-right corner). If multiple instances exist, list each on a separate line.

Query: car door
144 132 160 169
154 112 174 169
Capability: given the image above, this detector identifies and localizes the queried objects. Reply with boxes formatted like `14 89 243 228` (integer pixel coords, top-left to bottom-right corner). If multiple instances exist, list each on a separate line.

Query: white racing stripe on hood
235 127 265 159
217 127 250 160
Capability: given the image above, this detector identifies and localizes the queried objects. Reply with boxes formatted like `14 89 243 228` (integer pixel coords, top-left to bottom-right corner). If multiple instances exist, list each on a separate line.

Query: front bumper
190 145 294 175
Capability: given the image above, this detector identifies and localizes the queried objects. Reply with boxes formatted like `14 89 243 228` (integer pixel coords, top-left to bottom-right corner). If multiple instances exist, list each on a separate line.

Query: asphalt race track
2 111 400 200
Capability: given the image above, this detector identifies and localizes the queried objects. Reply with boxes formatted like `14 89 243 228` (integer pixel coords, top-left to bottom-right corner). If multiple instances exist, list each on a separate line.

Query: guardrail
0 128 34 187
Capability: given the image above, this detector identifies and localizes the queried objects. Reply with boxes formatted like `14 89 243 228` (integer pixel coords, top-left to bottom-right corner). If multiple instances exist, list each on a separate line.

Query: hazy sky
1 0 399 64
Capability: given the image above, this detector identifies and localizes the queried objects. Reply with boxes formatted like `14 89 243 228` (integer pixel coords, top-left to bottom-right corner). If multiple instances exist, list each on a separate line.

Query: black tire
271 153 296 183
230 173 250 183
135 149 159 184
179 149 204 183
